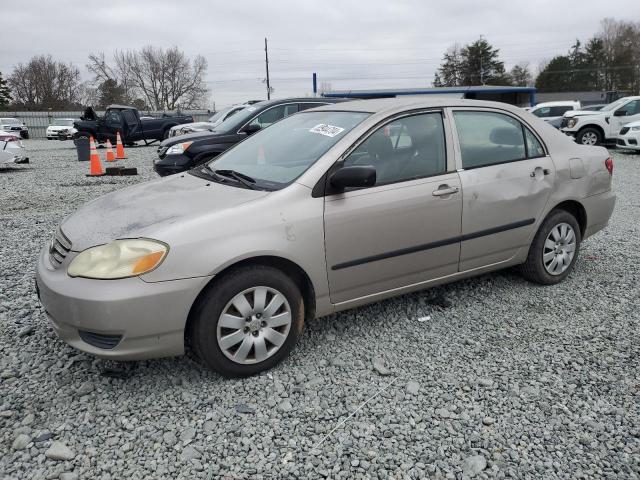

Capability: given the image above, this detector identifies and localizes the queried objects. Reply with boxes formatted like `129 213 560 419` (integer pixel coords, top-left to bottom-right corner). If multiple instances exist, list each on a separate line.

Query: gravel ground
1 140 639 479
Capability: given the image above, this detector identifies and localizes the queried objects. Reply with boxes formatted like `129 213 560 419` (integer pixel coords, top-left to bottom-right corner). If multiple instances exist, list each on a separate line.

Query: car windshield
1 118 21 125
51 119 74 126
600 98 629 112
198 111 370 190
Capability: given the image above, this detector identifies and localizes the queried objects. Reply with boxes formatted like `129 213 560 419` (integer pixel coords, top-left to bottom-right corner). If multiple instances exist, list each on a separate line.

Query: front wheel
576 127 602 146
189 266 305 377
520 210 581 285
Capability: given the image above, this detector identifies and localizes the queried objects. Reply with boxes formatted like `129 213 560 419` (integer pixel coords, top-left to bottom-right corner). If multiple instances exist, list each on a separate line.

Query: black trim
331 218 535 270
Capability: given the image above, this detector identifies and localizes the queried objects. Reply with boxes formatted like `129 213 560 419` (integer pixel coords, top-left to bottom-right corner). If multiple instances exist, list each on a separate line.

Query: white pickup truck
560 96 640 145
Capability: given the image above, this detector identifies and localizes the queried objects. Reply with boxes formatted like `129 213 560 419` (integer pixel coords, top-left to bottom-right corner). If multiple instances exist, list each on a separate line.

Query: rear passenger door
451 109 555 271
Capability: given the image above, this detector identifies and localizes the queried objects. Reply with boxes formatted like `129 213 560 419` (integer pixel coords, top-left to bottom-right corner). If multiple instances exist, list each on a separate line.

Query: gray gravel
1 140 639 479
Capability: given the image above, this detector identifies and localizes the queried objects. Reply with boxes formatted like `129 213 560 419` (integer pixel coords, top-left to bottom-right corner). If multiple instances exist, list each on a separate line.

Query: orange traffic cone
115 131 127 159
87 136 104 176
105 139 116 162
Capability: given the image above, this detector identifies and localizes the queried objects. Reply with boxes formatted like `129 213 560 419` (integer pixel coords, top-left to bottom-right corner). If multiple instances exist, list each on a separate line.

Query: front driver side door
323 111 463 305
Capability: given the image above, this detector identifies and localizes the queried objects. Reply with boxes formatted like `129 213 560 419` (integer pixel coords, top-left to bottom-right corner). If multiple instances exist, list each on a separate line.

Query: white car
529 101 581 127
616 120 640 151
0 117 29 139
0 131 28 166
168 104 250 138
46 118 78 140
561 96 640 145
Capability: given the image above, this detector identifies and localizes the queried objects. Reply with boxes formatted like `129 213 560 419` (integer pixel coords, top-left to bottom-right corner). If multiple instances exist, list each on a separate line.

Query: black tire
21 132 29 139
576 127 602 146
520 209 582 285
189 265 305 377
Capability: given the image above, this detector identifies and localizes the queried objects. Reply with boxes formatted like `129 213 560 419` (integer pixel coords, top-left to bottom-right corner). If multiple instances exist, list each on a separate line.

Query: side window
620 100 640 115
454 111 527 169
248 105 287 128
105 110 122 126
122 110 137 125
549 106 573 116
532 107 551 118
284 104 299 116
524 128 545 158
343 112 447 186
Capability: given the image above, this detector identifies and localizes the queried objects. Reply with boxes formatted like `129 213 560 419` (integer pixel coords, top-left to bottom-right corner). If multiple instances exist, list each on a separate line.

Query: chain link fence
0 110 212 139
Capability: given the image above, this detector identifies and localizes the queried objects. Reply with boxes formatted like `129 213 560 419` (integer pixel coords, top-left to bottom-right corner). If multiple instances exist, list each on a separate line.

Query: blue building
322 85 537 107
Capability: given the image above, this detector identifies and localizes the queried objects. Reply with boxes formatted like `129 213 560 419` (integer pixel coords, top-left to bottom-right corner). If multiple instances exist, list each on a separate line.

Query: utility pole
479 34 485 85
264 37 271 100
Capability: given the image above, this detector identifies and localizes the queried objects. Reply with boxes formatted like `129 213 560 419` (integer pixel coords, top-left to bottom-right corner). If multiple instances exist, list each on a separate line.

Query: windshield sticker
309 124 345 137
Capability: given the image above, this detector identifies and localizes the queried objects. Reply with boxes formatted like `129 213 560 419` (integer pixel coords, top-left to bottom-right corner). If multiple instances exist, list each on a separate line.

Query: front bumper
616 134 640 150
35 245 211 360
153 153 193 176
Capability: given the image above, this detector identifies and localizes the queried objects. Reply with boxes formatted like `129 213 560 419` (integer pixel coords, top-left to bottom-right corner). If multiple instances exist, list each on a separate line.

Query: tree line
433 18 640 93
0 46 209 111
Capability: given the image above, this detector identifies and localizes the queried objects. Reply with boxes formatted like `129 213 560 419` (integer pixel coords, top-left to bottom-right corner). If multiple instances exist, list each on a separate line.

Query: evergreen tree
0 71 11 108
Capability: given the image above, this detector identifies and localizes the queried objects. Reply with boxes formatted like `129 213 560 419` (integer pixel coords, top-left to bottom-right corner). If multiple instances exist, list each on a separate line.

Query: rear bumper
582 189 616 239
35 245 212 360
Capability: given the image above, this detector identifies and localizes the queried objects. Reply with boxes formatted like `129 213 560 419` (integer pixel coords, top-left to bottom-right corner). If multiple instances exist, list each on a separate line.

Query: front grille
560 118 569 128
78 330 123 349
49 227 72 268
619 127 630 135
157 146 168 157
617 139 626 146
630 139 638 145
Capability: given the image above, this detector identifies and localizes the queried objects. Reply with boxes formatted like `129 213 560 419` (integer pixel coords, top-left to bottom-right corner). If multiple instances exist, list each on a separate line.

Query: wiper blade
213 169 259 189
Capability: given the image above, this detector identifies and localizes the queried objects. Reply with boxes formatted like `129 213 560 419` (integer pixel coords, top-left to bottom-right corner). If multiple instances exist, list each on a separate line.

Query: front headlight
567 118 578 128
166 141 193 155
67 239 168 279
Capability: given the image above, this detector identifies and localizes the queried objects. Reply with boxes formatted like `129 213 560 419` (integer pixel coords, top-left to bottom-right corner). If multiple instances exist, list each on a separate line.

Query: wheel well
551 200 587 236
578 124 604 139
184 256 316 344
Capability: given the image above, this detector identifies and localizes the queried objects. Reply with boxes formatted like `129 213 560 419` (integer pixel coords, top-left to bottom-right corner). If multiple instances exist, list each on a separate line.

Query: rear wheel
520 210 581 285
189 266 304 377
576 127 602 146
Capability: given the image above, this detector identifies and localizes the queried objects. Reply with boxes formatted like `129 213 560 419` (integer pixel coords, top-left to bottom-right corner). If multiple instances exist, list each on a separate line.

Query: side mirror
329 165 376 190
613 109 628 117
242 124 261 135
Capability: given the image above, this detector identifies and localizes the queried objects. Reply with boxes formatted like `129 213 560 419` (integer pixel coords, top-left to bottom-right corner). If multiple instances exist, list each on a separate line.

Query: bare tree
8 55 81 109
88 46 209 110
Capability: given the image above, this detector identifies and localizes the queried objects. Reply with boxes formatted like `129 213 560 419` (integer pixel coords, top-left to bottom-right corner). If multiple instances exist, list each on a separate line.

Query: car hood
160 129 236 147
61 173 269 251
622 120 640 128
181 122 215 130
563 110 601 118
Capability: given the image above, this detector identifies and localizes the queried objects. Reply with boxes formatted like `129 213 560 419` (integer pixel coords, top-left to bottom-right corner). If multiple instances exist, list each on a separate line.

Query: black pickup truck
74 105 194 145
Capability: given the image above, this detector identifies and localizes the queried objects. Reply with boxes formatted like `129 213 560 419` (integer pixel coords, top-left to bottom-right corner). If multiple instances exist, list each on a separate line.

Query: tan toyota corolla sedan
36 98 616 377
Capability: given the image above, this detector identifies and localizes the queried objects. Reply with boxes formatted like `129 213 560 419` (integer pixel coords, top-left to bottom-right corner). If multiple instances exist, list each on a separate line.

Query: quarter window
454 111 544 169
344 112 447 186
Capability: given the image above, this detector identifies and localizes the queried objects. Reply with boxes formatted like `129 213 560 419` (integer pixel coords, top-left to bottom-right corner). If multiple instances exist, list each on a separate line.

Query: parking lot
1 140 639 479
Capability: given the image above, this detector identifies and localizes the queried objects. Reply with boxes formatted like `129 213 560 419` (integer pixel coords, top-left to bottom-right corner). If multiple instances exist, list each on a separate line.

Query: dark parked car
74 105 194 145
154 97 347 176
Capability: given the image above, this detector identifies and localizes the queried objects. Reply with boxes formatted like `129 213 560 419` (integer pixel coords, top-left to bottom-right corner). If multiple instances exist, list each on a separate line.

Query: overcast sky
2 0 639 109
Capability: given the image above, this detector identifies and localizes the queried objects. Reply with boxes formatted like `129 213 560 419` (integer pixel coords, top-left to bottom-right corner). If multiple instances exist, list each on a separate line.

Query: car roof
533 101 580 107
310 97 530 116
252 97 348 108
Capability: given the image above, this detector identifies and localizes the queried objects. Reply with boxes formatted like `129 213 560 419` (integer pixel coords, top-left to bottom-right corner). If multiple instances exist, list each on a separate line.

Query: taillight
605 157 613 175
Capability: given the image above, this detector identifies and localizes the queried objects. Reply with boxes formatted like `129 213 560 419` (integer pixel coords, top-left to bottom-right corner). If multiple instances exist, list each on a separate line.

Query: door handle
530 168 551 177
432 185 459 197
